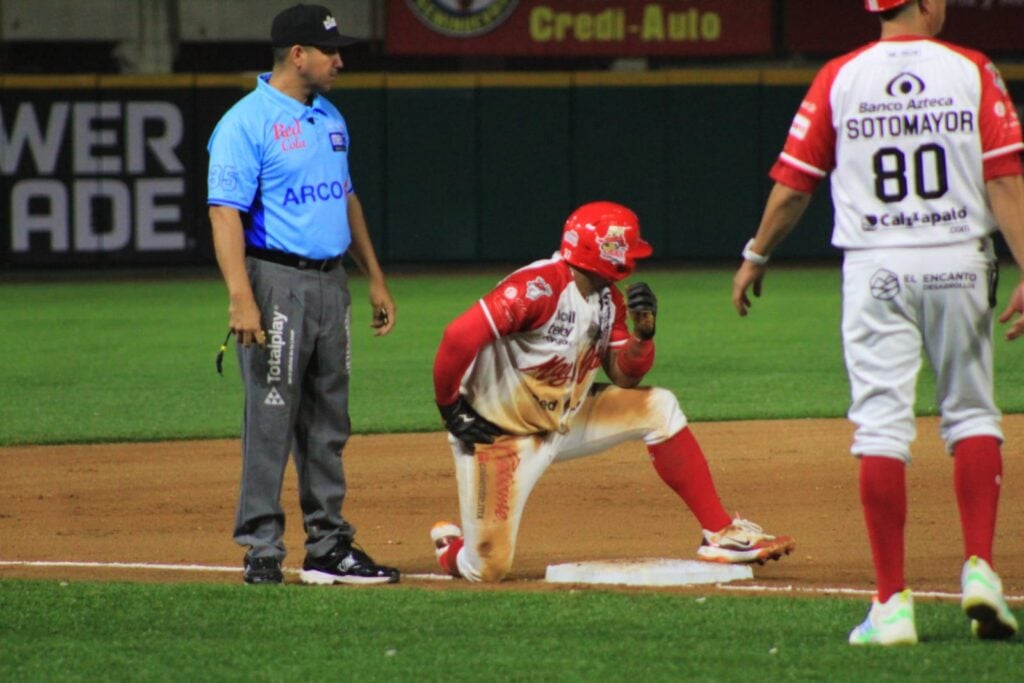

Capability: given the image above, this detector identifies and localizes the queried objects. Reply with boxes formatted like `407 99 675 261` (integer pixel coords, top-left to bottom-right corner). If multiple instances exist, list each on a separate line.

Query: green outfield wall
3 68 1023 268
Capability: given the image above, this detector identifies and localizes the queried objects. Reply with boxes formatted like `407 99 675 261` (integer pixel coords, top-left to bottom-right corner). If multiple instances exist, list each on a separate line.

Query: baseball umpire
207 4 398 585
429 201 795 582
732 0 1024 644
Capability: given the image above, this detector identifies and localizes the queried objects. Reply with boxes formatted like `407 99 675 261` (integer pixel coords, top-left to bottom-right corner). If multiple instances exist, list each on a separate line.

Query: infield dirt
2 416 1022 596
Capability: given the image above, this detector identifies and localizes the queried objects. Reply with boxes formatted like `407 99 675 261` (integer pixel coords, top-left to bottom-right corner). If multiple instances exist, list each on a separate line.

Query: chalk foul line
0 559 449 581
0 560 1019 599
718 583 1023 603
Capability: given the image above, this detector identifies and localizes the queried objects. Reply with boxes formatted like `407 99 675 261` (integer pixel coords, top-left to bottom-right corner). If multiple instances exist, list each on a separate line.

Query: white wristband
742 238 770 266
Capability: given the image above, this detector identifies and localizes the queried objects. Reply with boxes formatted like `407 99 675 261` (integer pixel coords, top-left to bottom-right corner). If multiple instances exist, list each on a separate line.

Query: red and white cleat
696 517 795 565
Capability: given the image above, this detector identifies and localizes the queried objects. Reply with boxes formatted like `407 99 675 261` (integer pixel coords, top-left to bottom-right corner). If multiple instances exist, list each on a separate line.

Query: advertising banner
387 0 774 57
0 81 198 266
787 0 1024 55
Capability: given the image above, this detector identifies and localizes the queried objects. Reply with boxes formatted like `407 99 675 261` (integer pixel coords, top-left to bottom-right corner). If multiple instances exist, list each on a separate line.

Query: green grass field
5 265 1024 446
3 265 1023 680
1 581 1020 681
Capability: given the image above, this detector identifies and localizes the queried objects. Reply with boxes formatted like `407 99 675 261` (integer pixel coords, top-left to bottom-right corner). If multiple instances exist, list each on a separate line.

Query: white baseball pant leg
842 240 1002 463
449 383 687 582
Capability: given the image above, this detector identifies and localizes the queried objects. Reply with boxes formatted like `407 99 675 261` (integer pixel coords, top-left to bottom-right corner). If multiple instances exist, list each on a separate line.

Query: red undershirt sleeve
615 337 655 378
433 303 495 406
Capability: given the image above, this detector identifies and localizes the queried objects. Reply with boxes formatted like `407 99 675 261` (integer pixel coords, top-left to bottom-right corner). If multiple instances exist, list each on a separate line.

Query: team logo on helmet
404 0 519 38
596 226 629 267
561 201 650 282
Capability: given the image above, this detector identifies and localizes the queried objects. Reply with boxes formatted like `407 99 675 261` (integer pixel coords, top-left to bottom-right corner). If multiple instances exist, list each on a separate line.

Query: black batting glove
626 282 657 341
438 396 504 448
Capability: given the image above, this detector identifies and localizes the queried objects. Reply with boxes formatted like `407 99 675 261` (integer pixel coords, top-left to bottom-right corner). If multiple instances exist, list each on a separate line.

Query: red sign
787 1 1024 54
387 0 774 57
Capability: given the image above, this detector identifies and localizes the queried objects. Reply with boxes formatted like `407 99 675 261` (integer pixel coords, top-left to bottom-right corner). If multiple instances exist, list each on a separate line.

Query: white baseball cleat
430 521 462 560
696 517 795 564
849 589 918 646
961 556 1018 640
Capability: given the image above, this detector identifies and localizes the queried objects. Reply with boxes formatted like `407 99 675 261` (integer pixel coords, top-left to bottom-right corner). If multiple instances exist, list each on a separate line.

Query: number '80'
873 143 949 203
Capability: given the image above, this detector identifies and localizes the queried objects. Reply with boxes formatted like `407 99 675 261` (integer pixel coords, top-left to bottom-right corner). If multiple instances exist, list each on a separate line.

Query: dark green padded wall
571 85 668 257
384 80 479 261
333 86 388 259
477 81 572 261
666 80 762 260
328 70 1024 265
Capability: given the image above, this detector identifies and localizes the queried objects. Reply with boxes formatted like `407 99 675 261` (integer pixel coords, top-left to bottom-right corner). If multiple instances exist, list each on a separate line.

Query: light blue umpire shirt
207 72 354 260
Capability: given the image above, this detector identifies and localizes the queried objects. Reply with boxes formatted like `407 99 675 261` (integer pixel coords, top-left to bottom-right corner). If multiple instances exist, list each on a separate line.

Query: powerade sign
1 88 198 266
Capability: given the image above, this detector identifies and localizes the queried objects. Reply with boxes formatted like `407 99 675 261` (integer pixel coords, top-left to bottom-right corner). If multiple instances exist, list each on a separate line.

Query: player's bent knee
460 558 511 583
478 540 513 582
638 386 681 421
458 542 514 583
642 387 688 443
479 562 511 583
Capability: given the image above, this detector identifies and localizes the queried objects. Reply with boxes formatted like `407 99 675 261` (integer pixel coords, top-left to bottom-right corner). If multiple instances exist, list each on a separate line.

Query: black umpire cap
271 4 360 48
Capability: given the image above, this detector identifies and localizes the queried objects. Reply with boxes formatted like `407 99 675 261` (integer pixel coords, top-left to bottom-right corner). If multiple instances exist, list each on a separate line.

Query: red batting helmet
865 0 911 11
560 201 652 282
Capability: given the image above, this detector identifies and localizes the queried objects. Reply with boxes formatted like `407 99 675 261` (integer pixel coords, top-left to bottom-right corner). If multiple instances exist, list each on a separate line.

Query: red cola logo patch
405 0 518 37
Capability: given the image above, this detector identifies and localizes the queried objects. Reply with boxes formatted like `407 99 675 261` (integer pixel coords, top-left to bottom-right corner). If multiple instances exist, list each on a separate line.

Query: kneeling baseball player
430 201 795 581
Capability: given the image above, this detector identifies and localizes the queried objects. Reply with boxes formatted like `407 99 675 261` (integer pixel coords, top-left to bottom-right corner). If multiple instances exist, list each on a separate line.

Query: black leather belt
246 246 342 271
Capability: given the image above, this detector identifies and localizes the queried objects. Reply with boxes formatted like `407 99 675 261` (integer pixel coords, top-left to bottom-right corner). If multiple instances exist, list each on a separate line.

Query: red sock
647 428 732 532
438 537 464 577
859 456 907 603
953 436 1002 566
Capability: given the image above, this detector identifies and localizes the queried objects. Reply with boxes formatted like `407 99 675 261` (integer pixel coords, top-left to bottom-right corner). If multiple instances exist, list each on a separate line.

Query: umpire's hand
230 293 266 347
369 280 396 336
438 397 503 451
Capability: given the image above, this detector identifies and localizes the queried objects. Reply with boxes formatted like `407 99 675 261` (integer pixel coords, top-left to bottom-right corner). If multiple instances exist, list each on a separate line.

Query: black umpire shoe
243 554 284 585
299 542 401 585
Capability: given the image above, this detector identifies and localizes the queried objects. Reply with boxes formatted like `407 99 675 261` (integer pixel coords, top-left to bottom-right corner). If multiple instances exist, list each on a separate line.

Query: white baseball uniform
772 37 1024 460
434 255 686 581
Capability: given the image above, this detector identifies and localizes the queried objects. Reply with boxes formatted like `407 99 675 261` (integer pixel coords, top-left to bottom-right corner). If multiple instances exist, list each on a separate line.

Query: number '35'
209 164 239 191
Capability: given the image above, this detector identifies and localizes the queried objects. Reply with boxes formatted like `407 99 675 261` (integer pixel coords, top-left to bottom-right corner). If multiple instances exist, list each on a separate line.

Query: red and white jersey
462 256 630 435
772 37 1023 249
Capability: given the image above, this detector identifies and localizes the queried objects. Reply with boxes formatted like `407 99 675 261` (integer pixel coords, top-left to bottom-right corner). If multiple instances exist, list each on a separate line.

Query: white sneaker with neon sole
696 517 795 564
961 556 1018 640
849 589 918 646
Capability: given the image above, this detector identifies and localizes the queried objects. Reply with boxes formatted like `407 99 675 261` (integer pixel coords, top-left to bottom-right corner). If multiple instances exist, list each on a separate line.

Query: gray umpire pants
234 256 355 561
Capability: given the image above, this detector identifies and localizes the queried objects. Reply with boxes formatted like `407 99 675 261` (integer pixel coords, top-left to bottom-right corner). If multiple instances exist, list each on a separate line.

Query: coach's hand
626 282 657 340
438 397 503 448
999 281 1024 341
733 261 767 317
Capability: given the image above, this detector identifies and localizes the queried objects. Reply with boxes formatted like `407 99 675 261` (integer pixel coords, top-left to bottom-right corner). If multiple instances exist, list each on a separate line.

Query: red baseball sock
953 435 1002 566
647 428 732 532
859 456 907 603
438 537 464 577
